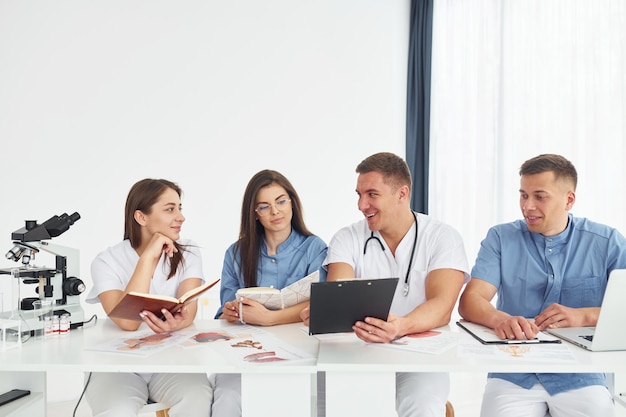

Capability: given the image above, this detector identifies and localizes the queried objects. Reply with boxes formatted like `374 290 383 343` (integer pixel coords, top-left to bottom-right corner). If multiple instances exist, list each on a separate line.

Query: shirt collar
530 213 573 245
260 229 296 255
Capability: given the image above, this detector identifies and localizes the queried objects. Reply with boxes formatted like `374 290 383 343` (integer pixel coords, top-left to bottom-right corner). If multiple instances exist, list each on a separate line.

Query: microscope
1 212 86 333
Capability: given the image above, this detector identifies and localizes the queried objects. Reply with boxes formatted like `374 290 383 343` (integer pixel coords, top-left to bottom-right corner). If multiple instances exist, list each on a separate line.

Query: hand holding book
235 270 320 310
235 270 320 324
109 278 220 321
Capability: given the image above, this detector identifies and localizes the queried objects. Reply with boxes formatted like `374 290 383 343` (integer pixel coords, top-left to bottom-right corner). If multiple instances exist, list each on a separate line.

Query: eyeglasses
255 198 291 217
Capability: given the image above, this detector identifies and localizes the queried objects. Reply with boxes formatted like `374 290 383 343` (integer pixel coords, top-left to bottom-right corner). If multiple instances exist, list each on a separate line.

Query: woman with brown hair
212 169 327 416
84 178 212 417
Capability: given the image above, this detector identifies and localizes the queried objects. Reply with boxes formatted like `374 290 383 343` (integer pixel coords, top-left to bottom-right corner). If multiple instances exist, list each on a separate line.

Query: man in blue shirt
459 153 626 417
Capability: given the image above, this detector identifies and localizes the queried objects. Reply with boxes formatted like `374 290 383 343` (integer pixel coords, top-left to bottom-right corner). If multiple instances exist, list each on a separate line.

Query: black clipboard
308 278 398 335
456 320 562 345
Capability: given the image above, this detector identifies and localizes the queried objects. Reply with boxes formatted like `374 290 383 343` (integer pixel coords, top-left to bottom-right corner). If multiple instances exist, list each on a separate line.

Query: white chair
140 400 169 417
446 400 455 417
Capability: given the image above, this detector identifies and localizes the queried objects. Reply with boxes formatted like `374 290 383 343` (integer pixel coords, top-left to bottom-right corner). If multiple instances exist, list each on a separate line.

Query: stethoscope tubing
363 211 418 297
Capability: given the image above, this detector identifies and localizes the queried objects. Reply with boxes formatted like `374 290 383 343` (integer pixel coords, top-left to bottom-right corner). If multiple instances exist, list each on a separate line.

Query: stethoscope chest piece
402 282 410 297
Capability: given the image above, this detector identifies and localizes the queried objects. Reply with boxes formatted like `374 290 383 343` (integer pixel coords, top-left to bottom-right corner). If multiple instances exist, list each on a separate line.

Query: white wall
0 0 409 313
0 1 409 403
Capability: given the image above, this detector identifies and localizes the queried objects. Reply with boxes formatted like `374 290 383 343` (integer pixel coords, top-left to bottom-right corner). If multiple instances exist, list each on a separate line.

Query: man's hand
300 306 311 326
493 316 540 340
534 303 596 330
353 313 402 343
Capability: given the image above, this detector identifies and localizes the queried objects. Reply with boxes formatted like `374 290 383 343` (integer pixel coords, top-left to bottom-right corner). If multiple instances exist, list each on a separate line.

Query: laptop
308 277 399 335
546 269 626 351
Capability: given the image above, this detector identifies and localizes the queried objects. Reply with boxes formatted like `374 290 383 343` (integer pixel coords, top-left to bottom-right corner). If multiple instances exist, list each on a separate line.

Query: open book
108 278 220 321
235 270 320 310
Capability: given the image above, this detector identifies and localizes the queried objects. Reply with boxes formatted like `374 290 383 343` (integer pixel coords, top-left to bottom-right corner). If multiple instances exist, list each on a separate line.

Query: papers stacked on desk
84 324 315 365
456 321 577 363
84 329 195 356
182 324 315 365
370 328 459 355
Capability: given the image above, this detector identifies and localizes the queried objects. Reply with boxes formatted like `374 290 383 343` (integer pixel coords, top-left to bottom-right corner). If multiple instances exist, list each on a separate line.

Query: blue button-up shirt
471 214 626 395
215 230 327 318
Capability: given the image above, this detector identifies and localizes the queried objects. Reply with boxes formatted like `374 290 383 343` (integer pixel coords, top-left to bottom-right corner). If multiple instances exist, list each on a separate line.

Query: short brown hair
356 152 412 192
519 154 578 190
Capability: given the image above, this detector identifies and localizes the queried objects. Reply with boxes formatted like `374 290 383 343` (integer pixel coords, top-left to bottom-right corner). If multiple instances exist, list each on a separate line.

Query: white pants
85 372 212 417
210 373 241 417
316 371 449 417
396 372 450 417
480 378 615 417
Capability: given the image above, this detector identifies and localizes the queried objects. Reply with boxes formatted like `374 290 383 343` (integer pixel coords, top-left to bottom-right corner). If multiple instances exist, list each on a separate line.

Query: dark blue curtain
406 0 433 214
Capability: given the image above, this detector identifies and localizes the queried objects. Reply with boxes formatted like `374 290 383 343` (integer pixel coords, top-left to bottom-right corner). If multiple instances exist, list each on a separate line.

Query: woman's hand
221 300 241 323
237 297 273 326
142 232 178 261
221 298 272 325
139 305 191 333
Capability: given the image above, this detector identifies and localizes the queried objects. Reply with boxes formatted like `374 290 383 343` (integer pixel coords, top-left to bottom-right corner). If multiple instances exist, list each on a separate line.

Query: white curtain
430 0 626 264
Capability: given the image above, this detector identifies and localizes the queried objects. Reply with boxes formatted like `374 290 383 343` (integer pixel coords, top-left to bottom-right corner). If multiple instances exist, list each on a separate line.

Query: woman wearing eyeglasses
212 169 327 416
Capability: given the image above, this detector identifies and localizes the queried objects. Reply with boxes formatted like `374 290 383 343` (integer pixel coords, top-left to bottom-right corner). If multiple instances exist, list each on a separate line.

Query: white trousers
480 378 614 417
212 372 448 417
396 372 450 417
316 371 449 417
210 373 242 417
85 372 213 417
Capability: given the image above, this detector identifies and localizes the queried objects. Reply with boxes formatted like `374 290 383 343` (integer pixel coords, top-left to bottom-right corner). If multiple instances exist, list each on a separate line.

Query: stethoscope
363 211 418 297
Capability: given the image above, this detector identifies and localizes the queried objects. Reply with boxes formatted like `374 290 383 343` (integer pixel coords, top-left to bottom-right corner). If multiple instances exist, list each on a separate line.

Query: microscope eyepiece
11 212 81 242
42 212 81 238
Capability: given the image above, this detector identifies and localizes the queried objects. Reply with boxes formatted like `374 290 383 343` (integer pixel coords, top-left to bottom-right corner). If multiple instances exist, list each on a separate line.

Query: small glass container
59 314 70 335
7 268 30 344
0 318 23 351
52 315 60 335
44 316 54 337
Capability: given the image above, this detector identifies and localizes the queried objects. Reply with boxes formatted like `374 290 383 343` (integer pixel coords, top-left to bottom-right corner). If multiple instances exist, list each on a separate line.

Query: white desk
316 325 626 417
0 319 319 417
4 320 626 417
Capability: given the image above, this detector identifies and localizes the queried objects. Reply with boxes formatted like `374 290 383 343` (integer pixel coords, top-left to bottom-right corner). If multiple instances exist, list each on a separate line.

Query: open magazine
235 270 319 310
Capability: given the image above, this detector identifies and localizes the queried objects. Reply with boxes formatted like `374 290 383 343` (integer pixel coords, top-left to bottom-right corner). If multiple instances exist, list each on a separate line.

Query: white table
0 319 319 417
316 324 626 417
4 319 626 417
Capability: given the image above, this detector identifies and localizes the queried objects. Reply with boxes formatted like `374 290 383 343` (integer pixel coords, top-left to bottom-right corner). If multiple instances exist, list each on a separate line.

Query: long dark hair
124 178 185 279
236 170 313 287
